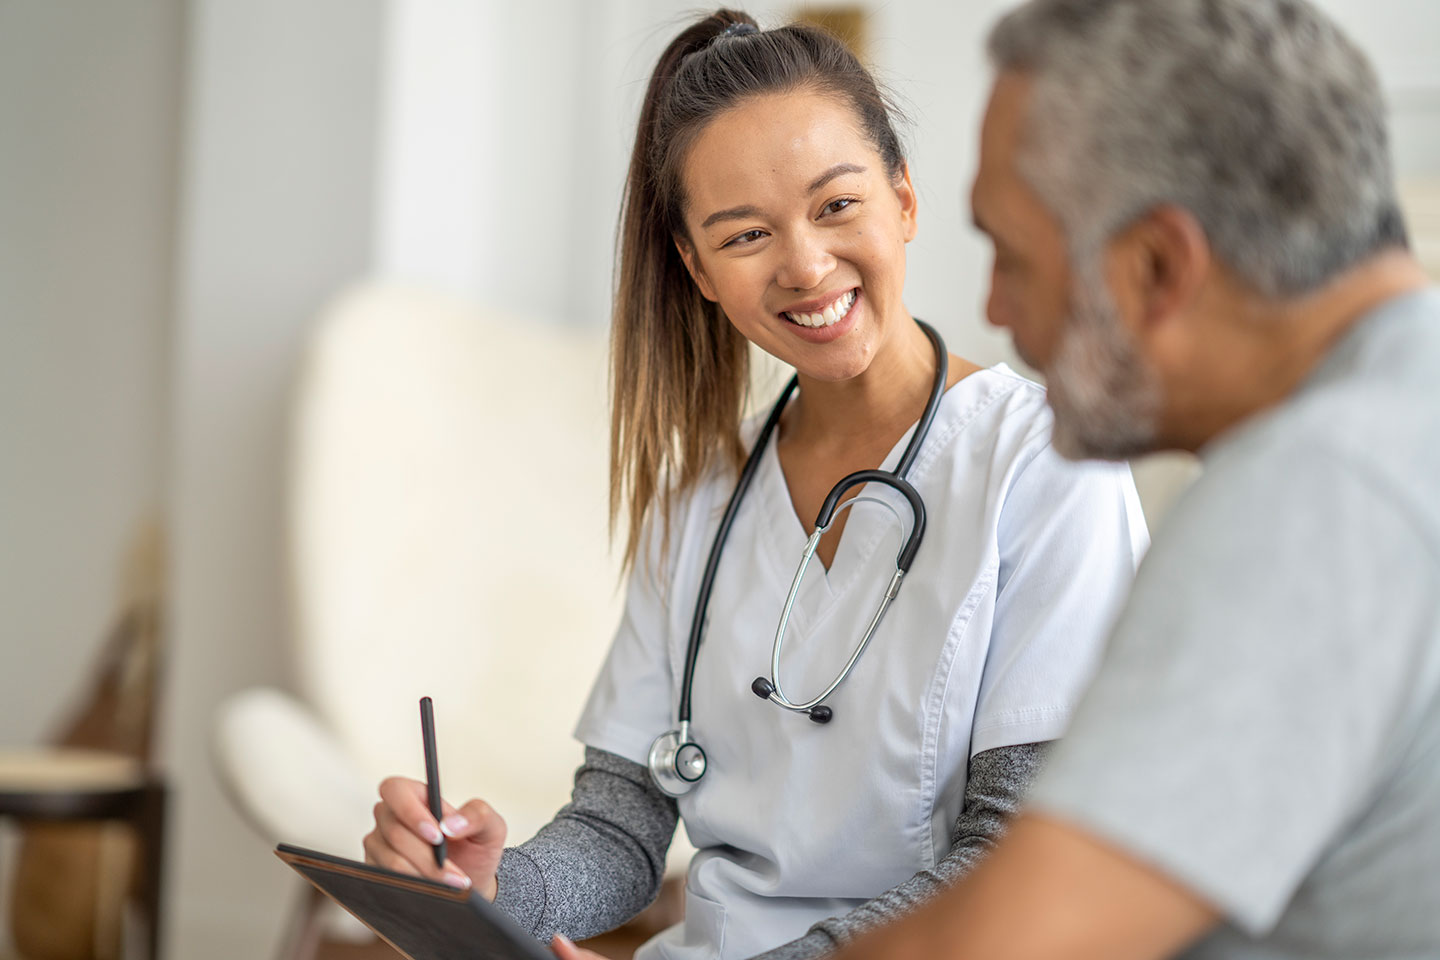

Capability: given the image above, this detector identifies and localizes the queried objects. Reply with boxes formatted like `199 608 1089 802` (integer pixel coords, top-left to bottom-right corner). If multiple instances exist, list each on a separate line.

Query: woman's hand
362 775 507 899
550 934 609 960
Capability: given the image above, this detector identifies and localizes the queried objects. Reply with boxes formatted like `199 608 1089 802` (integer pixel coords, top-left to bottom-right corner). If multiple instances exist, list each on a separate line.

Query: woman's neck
781 312 942 455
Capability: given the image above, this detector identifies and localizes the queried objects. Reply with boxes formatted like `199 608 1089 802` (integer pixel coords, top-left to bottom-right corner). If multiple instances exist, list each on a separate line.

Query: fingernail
419 821 443 844
443 871 472 890
441 814 469 837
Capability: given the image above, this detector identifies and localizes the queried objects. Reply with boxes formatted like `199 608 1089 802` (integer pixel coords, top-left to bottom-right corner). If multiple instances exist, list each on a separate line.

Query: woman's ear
675 236 720 302
893 163 919 243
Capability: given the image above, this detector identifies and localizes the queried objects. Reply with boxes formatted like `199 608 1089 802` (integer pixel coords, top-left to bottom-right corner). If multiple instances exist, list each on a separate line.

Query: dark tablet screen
277 843 553 960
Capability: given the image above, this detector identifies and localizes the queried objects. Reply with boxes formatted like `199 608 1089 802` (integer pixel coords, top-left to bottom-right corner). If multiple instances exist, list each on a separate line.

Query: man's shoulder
1197 288 1440 549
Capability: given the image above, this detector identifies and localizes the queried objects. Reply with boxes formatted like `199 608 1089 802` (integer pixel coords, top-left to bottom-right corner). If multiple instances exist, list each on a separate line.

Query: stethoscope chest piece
648 726 707 797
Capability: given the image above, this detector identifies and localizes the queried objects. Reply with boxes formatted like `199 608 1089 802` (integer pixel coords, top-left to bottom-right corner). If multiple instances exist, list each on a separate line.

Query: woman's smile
781 287 858 328
780 288 863 343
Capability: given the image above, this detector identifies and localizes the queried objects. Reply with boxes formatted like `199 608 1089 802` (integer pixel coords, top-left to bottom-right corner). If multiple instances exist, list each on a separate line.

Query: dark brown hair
611 9 907 574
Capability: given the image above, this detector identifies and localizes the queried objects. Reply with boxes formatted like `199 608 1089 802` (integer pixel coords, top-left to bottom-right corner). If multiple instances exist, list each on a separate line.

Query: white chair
212 283 635 957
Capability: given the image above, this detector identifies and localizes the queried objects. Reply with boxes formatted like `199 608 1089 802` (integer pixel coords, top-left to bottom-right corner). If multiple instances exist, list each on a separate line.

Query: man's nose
984 275 1012 330
985 291 1005 329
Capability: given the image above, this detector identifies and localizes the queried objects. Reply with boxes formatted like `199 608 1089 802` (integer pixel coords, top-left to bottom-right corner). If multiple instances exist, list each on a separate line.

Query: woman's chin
788 340 876 384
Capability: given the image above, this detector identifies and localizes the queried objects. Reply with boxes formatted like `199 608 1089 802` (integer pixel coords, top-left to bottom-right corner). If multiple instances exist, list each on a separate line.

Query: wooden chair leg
135 782 168 960
274 883 328 960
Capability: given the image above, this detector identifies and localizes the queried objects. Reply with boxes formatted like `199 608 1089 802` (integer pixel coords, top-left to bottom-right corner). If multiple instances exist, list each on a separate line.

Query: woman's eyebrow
701 204 762 230
699 163 867 230
808 162 866 193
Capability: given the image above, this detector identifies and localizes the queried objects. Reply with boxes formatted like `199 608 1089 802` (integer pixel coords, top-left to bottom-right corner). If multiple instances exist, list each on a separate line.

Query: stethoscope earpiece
755 675 832 722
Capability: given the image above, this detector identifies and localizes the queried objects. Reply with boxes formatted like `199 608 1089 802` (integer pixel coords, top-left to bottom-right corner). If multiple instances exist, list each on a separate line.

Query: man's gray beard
1046 266 1163 461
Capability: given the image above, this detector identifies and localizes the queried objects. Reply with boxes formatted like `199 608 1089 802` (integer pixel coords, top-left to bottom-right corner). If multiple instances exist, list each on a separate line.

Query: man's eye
724 229 766 248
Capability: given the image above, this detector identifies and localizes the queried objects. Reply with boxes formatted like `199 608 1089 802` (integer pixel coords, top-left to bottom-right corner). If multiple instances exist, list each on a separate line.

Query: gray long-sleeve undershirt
493 742 1045 958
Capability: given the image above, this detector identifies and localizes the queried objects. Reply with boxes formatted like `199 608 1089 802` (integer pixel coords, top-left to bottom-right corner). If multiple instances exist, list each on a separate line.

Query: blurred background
1 1 1437 958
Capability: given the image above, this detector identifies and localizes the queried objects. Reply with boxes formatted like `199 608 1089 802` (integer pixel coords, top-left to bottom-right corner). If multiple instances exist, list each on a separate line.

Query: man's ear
894 163 919 243
675 235 719 302
1111 204 1210 335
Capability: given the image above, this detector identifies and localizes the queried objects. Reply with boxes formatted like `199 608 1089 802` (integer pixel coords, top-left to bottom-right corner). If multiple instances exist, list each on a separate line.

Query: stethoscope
648 319 948 797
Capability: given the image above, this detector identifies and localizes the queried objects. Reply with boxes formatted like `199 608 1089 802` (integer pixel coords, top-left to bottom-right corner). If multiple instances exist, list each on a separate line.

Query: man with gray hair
834 1 1439 958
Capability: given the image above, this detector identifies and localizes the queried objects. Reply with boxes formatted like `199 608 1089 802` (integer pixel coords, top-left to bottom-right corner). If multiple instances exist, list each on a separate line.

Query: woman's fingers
369 784 476 889
446 797 507 847
376 775 466 845
372 801 443 876
550 934 607 960
362 826 421 877
364 824 473 889
369 776 502 893
366 807 474 888
440 859 474 890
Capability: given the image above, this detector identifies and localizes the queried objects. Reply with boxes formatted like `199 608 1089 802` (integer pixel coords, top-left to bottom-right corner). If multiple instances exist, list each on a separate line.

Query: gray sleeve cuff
749 927 838 960
493 847 547 935
485 746 679 942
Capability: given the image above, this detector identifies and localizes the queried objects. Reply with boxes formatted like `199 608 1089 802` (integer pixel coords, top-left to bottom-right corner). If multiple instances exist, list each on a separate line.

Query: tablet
276 843 554 960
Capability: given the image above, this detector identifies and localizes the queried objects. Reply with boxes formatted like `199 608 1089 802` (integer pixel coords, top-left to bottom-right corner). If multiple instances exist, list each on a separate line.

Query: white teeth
785 289 856 328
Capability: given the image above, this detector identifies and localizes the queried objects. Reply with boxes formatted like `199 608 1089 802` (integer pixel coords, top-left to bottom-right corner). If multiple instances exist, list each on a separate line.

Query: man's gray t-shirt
1028 288 1440 959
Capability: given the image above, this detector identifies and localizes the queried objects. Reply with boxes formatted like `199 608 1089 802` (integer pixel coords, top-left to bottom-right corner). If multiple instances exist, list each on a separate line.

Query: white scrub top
575 364 1148 960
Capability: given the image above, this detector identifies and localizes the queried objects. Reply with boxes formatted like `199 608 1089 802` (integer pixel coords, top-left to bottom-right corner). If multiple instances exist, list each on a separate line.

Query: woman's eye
723 229 767 248
822 197 857 217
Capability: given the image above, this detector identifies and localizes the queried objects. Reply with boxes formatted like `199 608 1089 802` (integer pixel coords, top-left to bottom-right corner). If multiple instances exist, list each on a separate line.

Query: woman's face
677 89 918 383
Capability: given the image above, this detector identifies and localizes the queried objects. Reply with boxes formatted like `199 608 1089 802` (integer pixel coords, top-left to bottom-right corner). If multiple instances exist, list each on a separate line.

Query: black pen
420 696 446 869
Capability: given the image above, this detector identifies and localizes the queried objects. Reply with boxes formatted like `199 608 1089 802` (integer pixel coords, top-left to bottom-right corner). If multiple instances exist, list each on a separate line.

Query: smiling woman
361 9 1150 960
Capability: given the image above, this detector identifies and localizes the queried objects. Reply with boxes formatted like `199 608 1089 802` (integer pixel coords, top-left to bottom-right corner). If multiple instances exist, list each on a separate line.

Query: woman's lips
781 288 858 328
781 289 863 344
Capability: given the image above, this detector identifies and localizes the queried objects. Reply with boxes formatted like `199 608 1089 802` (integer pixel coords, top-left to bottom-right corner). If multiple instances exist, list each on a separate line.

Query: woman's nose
774 229 836 292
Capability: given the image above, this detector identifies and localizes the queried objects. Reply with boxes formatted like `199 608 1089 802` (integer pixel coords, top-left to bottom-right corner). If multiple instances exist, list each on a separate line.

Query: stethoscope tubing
675 375 798 725
675 319 947 726
763 470 925 713
813 469 927 570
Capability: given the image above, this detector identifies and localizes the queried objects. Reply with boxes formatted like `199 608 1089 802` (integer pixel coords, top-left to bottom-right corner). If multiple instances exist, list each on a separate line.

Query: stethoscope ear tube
813 470 927 571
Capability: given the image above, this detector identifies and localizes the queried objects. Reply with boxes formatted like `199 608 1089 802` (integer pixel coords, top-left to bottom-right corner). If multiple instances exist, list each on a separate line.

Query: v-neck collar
748 364 1012 635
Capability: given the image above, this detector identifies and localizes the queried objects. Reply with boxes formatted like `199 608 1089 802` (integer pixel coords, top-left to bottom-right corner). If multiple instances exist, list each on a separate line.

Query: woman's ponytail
611 10 758 576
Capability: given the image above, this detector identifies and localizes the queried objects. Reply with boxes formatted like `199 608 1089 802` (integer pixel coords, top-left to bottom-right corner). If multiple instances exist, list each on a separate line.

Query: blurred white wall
165 1 385 955
2 1 1438 958
0 2 182 744
374 1 499 301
